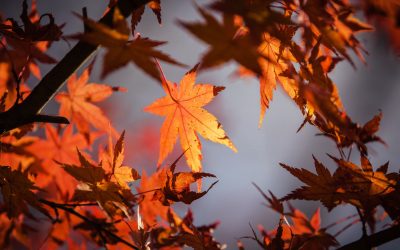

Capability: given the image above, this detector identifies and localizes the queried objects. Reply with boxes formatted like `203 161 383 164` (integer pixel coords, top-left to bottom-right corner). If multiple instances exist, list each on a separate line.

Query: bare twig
333 218 360 238
356 207 368 238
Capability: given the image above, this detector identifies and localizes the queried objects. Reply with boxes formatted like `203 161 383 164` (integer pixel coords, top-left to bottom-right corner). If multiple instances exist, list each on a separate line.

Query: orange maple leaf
281 208 338 250
27 125 89 195
144 64 237 173
237 31 298 127
138 169 170 226
99 131 140 189
56 67 123 140
0 132 38 171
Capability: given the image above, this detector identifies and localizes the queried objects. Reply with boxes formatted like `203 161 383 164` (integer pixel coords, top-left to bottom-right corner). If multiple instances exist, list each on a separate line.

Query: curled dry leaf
154 169 218 205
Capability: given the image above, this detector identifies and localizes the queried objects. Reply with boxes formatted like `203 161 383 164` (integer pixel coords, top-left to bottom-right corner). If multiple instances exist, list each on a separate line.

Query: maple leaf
62 150 136 218
0 0 60 81
288 207 322 236
280 156 353 210
27 124 89 195
251 183 339 249
185 9 297 127
55 66 123 140
257 33 299 127
0 133 39 171
250 204 338 250
153 160 218 205
303 83 384 154
130 5 145 35
179 7 264 75
152 208 224 249
5 0 63 42
145 64 237 173
282 207 339 250
7 40 57 80
77 7 181 79
0 166 48 218
296 0 373 64
236 28 298 127
138 168 170 226
99 130 140 189
282 155 397 215
130 0 162 34
148 0 162 24
330 155 396 206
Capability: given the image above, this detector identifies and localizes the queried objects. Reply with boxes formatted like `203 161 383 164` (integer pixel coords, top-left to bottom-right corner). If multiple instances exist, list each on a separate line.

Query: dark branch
337 224 400 250
0 0 152 133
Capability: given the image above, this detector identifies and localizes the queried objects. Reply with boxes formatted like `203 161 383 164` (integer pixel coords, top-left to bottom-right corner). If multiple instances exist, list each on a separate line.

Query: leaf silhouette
0 166 48 218
282 155 396 213
77 7 182 79
179 7 263 75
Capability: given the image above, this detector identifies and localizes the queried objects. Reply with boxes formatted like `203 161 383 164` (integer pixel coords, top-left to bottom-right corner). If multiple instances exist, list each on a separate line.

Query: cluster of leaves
0 0 399 249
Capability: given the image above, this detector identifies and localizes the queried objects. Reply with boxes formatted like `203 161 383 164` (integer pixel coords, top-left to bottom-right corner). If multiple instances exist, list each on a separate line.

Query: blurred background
2 0 400 249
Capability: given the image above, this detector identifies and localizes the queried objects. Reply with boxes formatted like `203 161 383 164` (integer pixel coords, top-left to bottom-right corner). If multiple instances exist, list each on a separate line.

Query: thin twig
324 213 358 230
346 146 353 161
356 207 368 238
334 219 360 238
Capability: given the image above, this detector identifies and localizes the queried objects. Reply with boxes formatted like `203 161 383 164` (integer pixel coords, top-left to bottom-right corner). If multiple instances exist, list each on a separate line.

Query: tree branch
0 0 152 133
337 224 400 250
